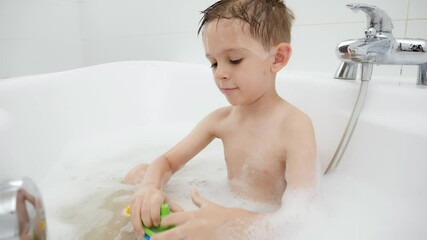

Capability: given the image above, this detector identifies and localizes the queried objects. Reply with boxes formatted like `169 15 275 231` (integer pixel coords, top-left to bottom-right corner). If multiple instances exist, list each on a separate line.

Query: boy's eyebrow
205 47 249 58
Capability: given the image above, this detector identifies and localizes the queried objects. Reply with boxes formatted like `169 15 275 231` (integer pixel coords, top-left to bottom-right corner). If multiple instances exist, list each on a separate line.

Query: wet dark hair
198 0 295 50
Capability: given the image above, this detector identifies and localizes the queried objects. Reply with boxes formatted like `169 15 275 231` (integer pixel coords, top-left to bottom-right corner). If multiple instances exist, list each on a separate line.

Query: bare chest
219 126 287 202
221 131 285 179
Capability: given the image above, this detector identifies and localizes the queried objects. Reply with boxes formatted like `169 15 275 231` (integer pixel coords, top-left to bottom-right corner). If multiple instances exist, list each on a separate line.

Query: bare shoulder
278 101 315 146
280 101 313 129
208 106 233 118
203 106 233 124
198 106 233 137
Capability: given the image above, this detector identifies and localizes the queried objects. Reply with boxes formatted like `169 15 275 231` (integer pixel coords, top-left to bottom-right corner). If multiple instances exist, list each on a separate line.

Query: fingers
160 212 192 227
191 189 203 208
132 189 166 236
141 195 153 227
130 198 144 236
191 189 213 208
167 199 184 212
151 195 162 226
143 194 165 227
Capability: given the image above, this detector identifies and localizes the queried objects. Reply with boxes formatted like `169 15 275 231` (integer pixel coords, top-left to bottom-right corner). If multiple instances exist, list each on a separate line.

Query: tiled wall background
0 0 426 79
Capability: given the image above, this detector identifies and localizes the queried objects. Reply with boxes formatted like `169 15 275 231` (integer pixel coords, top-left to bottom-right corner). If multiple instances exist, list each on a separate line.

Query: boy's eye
210 62 218 68
230 59 243 64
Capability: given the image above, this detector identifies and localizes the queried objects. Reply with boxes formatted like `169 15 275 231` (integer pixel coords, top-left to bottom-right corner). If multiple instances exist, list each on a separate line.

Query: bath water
40 127 279 239
39 126 427 240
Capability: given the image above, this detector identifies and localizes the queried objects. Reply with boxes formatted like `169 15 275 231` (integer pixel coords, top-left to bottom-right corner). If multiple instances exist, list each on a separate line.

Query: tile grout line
404 0 411 38
400 0 411 82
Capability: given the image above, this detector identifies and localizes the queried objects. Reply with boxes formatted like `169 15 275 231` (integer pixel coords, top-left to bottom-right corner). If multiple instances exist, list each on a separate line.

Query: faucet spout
337 38 427 65
347 37 395 63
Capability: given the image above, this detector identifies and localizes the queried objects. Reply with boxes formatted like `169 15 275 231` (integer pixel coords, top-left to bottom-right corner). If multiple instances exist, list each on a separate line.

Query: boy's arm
131 109 222 235
282 112 317 192
142 108 222 187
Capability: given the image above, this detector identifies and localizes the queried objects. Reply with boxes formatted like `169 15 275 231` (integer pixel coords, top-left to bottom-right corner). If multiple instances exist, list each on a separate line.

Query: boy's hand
151 189 258 240
123 163 149 184
130 185 166 236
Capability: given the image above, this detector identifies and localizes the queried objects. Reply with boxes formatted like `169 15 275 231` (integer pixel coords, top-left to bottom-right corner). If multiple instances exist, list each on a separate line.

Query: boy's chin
224 96 248 106
225 99 240 106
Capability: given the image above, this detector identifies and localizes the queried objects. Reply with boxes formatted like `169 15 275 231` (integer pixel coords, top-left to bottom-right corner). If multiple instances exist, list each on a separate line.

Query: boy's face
202 19 277 106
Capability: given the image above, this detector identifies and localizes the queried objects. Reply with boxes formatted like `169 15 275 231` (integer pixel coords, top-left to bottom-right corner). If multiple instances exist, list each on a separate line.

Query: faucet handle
347 3 394 37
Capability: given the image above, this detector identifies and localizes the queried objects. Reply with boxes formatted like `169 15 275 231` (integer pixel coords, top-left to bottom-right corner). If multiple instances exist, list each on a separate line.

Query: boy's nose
214 65 230 81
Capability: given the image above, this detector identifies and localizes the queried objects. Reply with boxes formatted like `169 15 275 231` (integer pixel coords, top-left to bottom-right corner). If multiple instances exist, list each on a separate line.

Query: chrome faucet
0 178 47 240
326 3 427 174
335 3 427 85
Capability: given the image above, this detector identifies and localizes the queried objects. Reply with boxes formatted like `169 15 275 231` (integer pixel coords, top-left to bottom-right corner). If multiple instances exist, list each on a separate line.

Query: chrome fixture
326 3 427 174
326 64 370 174
334 3 427 86
0 178 47 240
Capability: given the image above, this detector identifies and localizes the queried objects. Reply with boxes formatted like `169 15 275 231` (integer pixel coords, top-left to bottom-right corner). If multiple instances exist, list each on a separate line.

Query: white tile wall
0 0 426 78
79 0 212 66
408 0 427 19
0 0 82 78
406 19 427 39
0 38 82 77
0 0 80 39
80 0 212 37
81 32 207 66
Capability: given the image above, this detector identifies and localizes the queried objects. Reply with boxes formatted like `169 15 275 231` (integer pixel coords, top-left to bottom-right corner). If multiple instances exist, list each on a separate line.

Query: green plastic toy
143 203 174 237
124 203 174 240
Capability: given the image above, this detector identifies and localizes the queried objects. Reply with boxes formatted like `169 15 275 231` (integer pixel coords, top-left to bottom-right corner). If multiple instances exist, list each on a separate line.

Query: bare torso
124 97 316 207
214 100 300 204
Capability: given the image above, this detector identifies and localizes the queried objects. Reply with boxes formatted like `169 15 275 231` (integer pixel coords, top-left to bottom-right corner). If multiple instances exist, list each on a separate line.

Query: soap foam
40 127 427 240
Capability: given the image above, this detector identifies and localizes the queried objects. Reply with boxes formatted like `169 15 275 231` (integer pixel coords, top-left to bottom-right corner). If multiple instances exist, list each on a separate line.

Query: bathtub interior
1 61 427 239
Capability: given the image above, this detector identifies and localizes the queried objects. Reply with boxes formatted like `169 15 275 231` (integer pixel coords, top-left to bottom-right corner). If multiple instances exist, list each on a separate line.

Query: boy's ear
271 43 292 73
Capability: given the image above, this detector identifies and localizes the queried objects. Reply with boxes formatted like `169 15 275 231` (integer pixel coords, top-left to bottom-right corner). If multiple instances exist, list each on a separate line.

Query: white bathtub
1 61 427 239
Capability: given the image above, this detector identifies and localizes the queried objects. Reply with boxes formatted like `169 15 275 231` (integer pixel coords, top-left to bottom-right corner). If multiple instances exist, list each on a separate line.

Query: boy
125 0 317 238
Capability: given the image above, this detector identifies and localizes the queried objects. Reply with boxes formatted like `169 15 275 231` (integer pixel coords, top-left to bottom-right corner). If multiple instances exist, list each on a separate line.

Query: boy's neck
235 88 283 117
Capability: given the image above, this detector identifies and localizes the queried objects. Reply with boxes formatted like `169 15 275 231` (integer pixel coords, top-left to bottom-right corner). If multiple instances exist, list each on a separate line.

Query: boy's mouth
220 87 238 94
